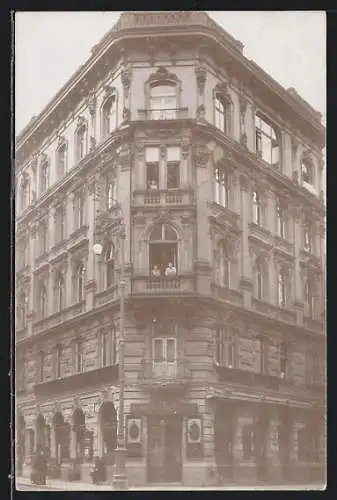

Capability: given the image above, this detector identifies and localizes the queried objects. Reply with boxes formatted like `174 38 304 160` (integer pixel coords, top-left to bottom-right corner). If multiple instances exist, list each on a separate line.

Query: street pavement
15 477 326 491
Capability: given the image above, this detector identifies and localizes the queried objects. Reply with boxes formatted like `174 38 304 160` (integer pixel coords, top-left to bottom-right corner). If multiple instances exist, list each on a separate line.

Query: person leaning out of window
165 262 176 276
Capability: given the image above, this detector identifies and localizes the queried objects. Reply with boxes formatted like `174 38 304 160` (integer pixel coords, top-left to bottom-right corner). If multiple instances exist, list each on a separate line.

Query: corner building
15 11 326 487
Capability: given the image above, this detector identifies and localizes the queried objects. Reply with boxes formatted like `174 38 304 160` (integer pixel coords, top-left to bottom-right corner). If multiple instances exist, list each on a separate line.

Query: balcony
304 316 324 334
138 357 191 392
215 364 281 391
33 301 85 335
251 298 297 325
34 364 118 397
211 283 244 305
132 188 195 208
67 225 89 252
131 275 195 296
137 107 189 121
94 285 119 308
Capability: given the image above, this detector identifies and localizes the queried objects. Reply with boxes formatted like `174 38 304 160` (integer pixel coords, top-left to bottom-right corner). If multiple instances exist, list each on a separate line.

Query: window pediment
214 81 231 99
146 66 179 86
76 116 87 130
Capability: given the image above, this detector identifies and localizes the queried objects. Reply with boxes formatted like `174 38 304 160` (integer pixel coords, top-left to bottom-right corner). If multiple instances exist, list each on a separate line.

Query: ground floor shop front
16 388 325 488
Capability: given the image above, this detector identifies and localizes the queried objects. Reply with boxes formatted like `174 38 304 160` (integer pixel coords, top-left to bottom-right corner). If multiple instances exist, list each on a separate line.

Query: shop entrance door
147 415 182 483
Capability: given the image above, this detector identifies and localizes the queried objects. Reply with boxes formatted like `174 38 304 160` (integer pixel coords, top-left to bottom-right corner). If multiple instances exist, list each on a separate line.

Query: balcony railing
94 285 119 308
138 357 191 391
131 275 195 295
137 107 189 120
33 301 85 335
133 188 195 207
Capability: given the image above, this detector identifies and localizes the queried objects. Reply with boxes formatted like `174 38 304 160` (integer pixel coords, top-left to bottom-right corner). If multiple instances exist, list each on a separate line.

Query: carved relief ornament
195 65 207 95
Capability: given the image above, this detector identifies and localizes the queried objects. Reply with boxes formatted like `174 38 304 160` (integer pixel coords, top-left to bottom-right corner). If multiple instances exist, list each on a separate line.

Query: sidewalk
15 476 325 491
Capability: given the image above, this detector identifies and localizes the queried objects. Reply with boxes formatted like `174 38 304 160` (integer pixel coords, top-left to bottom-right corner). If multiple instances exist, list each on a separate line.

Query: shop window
255 113 280 168
215 168 229 207
150 84 177 120
242 424 255 461
149 223 178 277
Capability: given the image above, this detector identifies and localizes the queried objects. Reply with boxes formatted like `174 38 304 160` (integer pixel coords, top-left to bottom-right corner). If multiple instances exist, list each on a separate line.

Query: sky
15 11 326 136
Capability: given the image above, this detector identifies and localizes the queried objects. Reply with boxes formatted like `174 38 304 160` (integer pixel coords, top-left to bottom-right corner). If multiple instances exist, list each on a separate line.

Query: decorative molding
193 143 211 168
145 66 179 85
121 68 132 89
291 136 299 160
196 104 206 121
239 173 249 191
195 65 207 95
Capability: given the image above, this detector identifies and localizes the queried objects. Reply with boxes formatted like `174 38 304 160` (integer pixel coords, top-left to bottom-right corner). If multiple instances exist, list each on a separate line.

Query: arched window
252 191 262 225
255 259 266 300
101 95 117 139
55 272 65 312
150 84 177 120
215 94 231 135
149 223 178 277
277 267 287 308
75 263 84 302
305 280 315 318
40 160 49 194
216 241 231 288
301 157 314 187
105 244 115 288
215 168 229 207
255 113 280 168
56 141 67 178
39 281 48 320
75 124 87 162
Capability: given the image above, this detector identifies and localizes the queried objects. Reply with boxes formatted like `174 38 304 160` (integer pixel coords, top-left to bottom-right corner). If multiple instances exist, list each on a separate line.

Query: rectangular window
242 424 255 461
145 147 160 163
167 163 180 189
153 337 176 363
256 337 267 374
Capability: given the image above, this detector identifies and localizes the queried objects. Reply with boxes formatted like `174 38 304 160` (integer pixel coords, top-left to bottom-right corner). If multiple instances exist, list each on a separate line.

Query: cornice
16 11 324 160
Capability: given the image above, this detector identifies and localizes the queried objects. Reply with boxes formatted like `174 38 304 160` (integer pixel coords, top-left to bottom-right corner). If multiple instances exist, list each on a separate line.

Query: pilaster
239 174 252 306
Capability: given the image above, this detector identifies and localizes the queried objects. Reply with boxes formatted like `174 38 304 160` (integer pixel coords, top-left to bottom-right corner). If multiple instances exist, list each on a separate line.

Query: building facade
15 11 326 487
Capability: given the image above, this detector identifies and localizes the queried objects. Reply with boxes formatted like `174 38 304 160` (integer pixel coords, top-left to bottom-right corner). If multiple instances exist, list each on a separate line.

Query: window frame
56 141 67 178
149 83 178 119
75 123 87 163
101 93 117 140
255 113 280 168
149 223 178 276
216 240 231 288
152 336 177 364
55 272 65 313
277 267 287 308
215 168 230 208
214 93 231 135
40 160 49 194
252 191 262 226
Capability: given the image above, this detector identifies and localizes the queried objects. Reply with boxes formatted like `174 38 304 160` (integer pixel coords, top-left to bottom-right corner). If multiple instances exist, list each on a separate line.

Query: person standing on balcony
151 265 161 277
165 262 176 276
149 179 158 190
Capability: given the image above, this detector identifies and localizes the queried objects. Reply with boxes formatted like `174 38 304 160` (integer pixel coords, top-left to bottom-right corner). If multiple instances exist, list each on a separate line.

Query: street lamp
93 216 128 491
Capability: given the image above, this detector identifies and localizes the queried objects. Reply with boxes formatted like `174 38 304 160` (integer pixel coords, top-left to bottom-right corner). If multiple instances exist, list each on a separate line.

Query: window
75 124 87 162
166 147 180 189
216 240 231 288
215 327 235 368
39 220 48 256
40 160 49 194
55 345 62 379
256 336 267 374
153 337 176 363
102 95 117 139
297 427 308 462
101 330 110 368
20 179 29 211
149 223 178 276
215 94 231 135
301 158 314 186
74 340 83 373
38 281 48 320
145 147 160 190
55 272 65 312
215 168 229 207
255 114 280 168
105 244 115 288
39 351 45 383
304 280 315 318
255 259 265 300
252 191 262 225
55 206 65 243
242 424 255 461
276 202 287 239
74 191 85 230
303 223 313 253
57 142 67 178
106 180 117 210
150 84 177 120
75 263 84 302
277 268 287 308
280 341 288 378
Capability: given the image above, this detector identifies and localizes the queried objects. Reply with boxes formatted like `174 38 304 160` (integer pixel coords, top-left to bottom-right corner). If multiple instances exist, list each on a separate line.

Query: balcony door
153 337 177 378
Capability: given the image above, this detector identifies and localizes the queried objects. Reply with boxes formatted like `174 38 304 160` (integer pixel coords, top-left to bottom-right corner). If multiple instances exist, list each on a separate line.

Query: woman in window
165 262 177 276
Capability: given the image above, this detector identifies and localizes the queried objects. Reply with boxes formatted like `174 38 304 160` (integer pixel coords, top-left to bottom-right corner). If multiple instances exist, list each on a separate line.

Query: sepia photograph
14 10 326 491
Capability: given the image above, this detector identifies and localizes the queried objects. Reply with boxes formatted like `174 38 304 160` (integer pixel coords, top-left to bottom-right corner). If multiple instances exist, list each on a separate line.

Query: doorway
147 414 182 483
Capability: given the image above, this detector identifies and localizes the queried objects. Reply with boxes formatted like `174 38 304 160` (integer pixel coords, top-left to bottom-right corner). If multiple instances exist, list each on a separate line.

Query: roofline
16 11 325 150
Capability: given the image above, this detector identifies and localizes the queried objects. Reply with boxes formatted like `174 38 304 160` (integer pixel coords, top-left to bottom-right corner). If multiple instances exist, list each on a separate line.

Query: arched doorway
72 408 86 462
100 402 117 464
17 414 26 474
